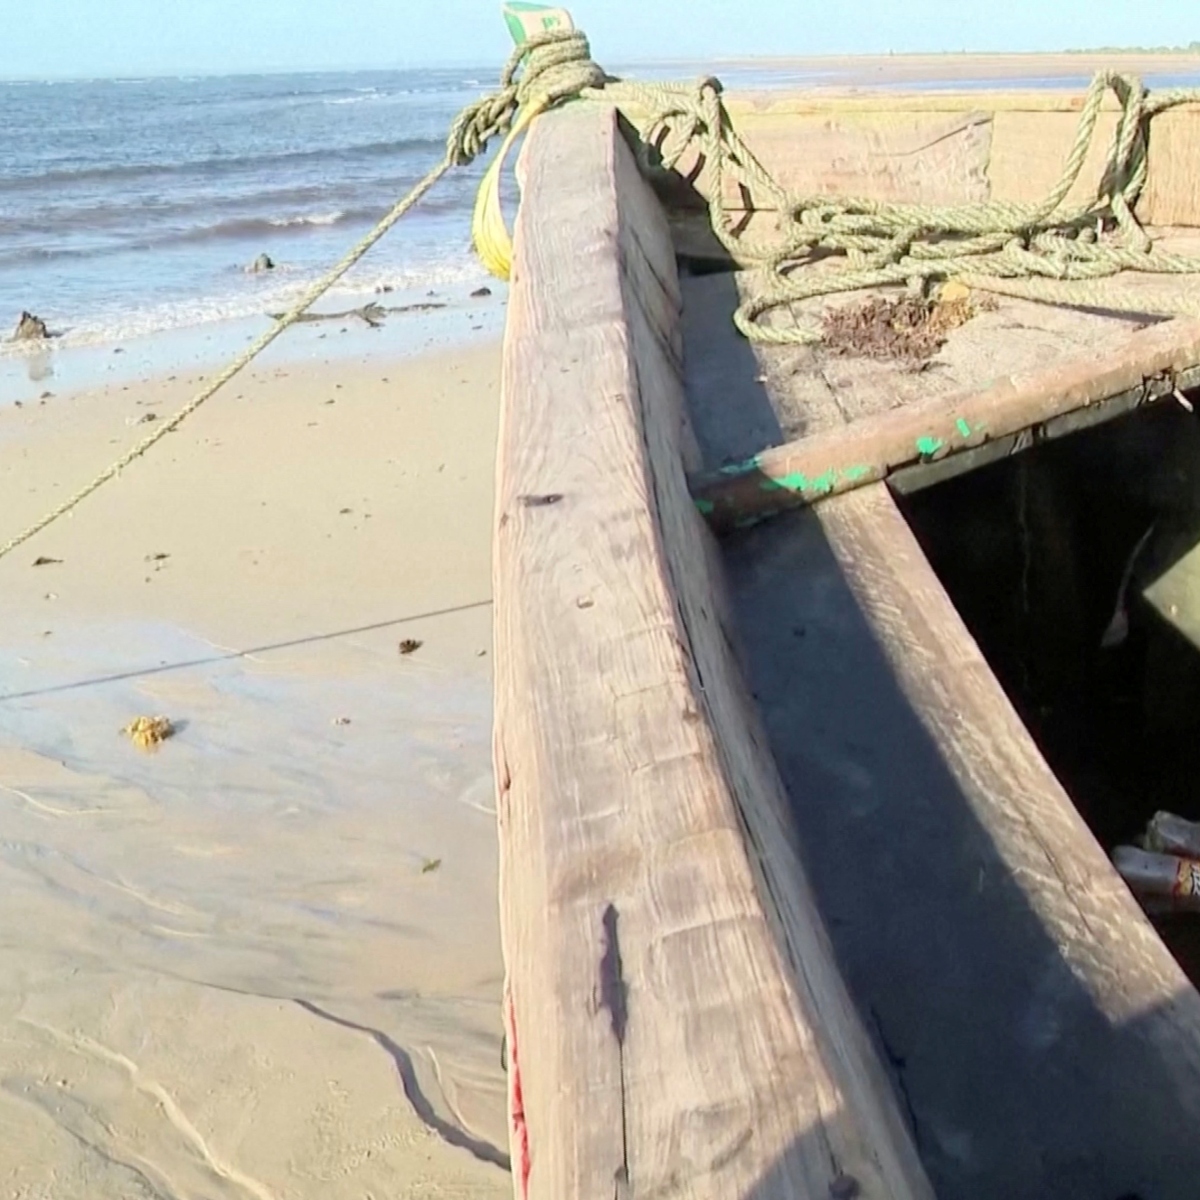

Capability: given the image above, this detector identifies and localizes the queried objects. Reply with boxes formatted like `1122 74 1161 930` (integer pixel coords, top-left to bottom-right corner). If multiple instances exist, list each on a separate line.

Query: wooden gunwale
691 326 1200 531
493 101 932 1199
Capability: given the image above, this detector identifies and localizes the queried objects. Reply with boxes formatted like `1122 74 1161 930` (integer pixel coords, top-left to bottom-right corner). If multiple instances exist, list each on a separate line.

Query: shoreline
10 49 1200 84
0 335 502 650
1 280 508 406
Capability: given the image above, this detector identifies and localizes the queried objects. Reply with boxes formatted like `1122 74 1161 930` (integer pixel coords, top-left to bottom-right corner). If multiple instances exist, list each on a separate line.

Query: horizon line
5 44 1200 85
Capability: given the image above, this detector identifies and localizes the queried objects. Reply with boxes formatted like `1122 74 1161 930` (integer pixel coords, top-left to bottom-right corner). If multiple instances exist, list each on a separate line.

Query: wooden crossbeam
691 318 1200 532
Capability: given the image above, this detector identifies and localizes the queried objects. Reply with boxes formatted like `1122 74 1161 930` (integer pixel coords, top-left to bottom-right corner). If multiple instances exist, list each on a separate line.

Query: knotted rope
729 72 1200 343
473 43 1200 342
5 24 1200 558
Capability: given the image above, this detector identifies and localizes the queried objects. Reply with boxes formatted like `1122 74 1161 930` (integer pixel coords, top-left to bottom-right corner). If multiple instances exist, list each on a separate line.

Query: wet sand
0 340 510 1198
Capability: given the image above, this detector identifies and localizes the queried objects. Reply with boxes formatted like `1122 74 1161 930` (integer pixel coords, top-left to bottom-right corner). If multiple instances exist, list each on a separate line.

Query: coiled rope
472 42 1200 344
731 71 1200 343
4 24 1200 559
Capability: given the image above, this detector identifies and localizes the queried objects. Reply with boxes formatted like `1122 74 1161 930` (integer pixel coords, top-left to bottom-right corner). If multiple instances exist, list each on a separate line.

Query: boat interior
675 92 1200 1198
495 85 1200 1200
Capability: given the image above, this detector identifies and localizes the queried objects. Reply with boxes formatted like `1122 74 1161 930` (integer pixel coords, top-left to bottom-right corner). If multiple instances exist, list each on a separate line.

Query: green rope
519 44 1200 341
5 27 1200 559
601 69 1200 343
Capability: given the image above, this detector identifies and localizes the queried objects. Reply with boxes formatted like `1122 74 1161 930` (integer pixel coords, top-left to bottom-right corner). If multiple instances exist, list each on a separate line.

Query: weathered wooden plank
494 102 931 1200
713 69 1200 115
886 368 1194 493
679 265 1200 1195
690 317 1200 530
1143 108 1200 226
689 108 992 207
986 108 1125 213
674 269 1159 466
641 84 1200 119
720 487 1200 1199
622 91 1200 226
991 105 1200 225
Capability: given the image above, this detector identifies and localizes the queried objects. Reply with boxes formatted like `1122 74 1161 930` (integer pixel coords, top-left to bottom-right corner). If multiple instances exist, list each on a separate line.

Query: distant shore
650 50 1200 87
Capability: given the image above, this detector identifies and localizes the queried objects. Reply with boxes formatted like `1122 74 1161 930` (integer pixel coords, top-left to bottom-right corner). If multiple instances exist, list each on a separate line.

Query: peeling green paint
759 470 809 493
758 467 843 495
956 417 972 438
916 435 944 457
809 470 838 494
758 465 858 496
694 497 715 515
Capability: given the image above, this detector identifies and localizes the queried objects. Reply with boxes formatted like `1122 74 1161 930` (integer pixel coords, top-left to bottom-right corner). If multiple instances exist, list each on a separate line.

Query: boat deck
683 272 1200 1199
683 261 1198 460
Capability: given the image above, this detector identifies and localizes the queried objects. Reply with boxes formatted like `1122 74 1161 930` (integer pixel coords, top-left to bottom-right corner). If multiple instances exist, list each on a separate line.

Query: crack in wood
599 903 631 1197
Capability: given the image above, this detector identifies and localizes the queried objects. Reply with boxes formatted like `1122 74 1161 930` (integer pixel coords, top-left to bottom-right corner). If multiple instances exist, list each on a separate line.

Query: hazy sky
1 0 1197 78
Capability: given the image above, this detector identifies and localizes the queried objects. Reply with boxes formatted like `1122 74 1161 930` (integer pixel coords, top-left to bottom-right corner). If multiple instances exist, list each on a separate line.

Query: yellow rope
6 17 1200 560
472 99 549 280
0 29 602 565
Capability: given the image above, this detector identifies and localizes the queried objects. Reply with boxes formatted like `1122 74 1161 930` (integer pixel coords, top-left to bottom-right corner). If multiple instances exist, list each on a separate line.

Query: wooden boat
492 85 1200 1200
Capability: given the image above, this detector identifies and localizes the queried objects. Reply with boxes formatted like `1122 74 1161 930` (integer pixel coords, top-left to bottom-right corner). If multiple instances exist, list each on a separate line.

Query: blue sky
1 0 1197 78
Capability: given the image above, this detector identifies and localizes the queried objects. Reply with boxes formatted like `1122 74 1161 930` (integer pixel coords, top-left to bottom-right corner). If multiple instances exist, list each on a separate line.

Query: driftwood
267 301 448 328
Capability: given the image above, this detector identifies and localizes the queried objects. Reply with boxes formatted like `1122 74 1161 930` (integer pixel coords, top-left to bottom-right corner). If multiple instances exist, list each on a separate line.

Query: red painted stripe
507 991 532 1197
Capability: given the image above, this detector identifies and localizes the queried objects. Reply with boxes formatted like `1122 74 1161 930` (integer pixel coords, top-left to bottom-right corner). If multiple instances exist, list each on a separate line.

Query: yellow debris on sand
122 715 175 749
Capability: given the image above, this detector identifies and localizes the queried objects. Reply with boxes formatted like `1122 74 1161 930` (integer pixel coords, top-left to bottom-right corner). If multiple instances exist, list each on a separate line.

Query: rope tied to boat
5 13 1200 558
451 29 606 166
472 31 1200 341
0 27 604 563
728 72 1200 343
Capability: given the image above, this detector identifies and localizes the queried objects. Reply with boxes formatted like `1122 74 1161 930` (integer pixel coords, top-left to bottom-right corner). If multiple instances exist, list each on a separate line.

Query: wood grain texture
1143 108 1200 226
821 483 1200 1027
690 317 1200 529
675 268 1163 469
678 109 992 207
990 105 1200 225
987 108 1125 213
494 102 932 1200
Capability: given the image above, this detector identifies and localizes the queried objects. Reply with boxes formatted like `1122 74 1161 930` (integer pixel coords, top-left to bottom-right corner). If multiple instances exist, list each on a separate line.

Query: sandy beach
4 43 1198 1198
0 335 510 1199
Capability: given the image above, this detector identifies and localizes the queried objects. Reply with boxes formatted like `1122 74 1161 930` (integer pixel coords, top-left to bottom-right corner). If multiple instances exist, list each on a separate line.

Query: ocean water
0 69 499 348
3 63 1198 356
